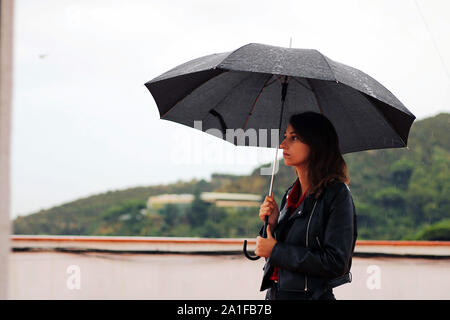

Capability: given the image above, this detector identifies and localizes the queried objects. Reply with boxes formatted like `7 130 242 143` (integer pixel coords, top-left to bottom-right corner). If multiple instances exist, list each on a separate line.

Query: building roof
148 192 262 205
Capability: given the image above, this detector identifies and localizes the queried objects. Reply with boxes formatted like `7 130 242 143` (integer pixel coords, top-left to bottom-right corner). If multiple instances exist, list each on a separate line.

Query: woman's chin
283 158 301 167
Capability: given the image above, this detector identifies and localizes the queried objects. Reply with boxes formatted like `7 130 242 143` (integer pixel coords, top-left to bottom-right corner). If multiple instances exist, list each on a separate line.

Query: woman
254 111 357 300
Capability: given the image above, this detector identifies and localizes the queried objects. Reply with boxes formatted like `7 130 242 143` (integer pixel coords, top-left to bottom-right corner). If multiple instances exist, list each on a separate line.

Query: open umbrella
144 42 415 260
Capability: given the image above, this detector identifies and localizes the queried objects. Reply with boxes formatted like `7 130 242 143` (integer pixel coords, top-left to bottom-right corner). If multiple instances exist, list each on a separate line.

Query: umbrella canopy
145 43 415 154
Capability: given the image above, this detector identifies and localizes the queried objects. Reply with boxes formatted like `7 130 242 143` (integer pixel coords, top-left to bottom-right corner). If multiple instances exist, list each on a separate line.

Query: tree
415 219 450 241
159 203 182 228
186 189 211 227
95 199 147 235
390 159 414 190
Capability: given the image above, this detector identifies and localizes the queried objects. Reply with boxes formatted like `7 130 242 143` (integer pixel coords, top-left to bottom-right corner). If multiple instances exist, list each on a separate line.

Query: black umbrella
145 43 416 259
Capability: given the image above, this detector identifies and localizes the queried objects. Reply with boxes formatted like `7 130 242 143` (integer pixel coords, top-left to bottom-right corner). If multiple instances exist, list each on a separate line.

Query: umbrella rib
360 92 407 146
201 72 256 124
265 76 279 88
314 49 336 81
242 74 276 130
292 77 313 92
161 69 228 119
305 78 325 114
275 75 284 83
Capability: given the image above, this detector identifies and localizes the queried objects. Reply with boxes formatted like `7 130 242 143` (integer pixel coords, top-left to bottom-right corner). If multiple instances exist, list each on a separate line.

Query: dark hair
288 111 349 199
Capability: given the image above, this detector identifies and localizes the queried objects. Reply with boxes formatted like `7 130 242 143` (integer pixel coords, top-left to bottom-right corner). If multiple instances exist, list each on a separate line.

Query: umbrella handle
243 240 260 260
243 216 268 261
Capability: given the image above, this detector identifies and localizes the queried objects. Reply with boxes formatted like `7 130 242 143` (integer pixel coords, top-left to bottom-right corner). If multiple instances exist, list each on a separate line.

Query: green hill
13 113 450 240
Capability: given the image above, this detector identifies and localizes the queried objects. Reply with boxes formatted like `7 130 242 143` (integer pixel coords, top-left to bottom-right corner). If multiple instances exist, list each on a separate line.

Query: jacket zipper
304 200 318 291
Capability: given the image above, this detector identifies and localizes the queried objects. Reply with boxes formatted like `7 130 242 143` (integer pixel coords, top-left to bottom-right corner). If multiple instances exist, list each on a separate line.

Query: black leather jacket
260 178 357 293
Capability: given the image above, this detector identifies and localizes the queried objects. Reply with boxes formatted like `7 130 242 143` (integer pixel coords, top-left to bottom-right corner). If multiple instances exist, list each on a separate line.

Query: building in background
147 192 261 210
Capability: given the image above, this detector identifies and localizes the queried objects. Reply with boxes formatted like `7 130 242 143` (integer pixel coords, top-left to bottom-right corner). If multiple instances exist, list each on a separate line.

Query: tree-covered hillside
13 113 450 240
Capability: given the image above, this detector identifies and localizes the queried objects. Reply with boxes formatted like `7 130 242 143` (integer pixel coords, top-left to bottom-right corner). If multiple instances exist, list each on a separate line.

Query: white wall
0 0 14 300
9 252 450 300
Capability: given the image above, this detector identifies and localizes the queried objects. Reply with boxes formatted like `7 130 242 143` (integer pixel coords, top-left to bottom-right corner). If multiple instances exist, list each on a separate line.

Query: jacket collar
279 177 323 222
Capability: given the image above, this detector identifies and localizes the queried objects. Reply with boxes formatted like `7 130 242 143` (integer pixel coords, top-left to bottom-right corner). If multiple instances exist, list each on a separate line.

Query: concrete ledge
11 235 250 253
10 235 450 257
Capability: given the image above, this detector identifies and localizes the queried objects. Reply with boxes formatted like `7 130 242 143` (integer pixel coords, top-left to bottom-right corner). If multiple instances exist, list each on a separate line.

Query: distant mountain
13 113 450 240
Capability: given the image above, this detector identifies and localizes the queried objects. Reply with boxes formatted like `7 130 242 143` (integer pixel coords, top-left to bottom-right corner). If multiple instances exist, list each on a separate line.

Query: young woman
255 111 357 300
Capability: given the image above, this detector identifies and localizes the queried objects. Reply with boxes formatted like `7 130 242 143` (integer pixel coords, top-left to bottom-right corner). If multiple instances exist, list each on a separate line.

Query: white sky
11 0 450 218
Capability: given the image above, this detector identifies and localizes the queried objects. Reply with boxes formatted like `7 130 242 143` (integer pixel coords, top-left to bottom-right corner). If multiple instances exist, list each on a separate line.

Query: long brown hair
288 111 349 199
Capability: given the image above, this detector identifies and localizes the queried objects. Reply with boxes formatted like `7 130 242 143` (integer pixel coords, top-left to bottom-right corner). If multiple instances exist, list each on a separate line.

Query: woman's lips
283 152 290 157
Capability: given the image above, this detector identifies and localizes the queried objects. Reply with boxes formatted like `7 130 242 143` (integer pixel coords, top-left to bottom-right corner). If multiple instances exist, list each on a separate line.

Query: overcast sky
11 0 450 218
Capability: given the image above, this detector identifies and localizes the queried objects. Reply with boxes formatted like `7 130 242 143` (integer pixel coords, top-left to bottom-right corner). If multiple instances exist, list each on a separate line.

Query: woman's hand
259 192 280 230
255 225 277 258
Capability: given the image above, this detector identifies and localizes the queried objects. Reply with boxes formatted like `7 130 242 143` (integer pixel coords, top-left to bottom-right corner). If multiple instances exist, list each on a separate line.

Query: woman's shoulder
323 179 352 202
327 179 350 191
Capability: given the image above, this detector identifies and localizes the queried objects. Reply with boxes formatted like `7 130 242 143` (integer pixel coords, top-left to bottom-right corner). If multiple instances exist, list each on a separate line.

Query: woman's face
280 124 310 167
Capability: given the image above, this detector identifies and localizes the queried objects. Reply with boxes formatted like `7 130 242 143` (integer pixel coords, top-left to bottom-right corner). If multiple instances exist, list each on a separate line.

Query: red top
270 179 308 282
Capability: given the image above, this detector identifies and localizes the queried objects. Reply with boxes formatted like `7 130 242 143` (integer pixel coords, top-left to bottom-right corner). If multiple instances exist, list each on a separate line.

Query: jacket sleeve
268 184 355 278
